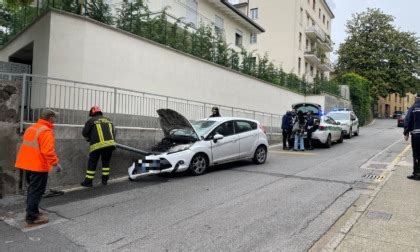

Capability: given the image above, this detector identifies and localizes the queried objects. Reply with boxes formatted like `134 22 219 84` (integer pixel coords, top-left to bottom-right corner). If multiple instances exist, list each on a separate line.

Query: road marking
269 150 316 156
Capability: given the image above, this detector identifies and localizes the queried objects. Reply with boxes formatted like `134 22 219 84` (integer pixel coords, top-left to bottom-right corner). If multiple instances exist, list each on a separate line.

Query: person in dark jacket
81 106 116 187
293 111 306 151
281 111 293 150
306 111 318 150
404 94 420 180
210 107 221 117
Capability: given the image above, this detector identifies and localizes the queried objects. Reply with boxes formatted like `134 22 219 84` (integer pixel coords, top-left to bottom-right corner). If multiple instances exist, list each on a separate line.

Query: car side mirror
213 134 224 143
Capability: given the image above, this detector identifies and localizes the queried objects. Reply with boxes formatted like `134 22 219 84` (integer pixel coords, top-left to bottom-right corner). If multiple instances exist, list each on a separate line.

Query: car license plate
136 157 161 173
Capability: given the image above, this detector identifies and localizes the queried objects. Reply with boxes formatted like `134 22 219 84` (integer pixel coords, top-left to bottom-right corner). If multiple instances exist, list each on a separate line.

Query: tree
337 8 420 98
86 0 113 25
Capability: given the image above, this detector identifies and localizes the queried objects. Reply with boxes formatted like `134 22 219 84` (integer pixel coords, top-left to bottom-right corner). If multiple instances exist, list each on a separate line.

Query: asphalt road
0 119 408 251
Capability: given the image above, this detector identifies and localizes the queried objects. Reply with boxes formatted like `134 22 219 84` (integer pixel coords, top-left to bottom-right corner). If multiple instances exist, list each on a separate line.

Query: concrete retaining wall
0 80 21 196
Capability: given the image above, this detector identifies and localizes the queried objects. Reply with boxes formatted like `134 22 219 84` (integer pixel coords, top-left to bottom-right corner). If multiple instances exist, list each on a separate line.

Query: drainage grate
362 173 384 180
366 210 392 221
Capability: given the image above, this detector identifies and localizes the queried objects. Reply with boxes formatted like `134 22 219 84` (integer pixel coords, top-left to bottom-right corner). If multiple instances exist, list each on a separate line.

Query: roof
321 0 335 19
207 0 265 33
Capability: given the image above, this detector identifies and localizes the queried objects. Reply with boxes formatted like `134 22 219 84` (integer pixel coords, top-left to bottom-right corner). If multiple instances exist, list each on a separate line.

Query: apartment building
145 0 264 51
232 0 334 82
375 93 416 118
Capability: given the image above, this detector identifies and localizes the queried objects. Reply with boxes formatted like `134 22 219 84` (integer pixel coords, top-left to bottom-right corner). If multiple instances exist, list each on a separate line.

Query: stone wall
0 80 21 196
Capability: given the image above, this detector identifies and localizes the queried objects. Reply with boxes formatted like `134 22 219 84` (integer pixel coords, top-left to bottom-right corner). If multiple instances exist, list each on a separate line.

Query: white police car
327 109 359 138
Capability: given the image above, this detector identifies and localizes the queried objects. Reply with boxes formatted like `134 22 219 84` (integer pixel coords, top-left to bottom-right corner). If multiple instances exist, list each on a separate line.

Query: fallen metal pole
115 143 151 156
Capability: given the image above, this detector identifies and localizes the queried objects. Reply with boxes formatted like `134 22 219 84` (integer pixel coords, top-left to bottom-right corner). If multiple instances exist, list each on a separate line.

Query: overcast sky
326 0 420 62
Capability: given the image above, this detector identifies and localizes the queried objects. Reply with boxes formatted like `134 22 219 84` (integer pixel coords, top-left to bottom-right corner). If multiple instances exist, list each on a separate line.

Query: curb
321 143 411 251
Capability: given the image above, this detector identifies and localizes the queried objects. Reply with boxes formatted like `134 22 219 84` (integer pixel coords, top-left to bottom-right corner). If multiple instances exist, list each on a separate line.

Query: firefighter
15 109 61 226
81 106 116 187
404 94 420 180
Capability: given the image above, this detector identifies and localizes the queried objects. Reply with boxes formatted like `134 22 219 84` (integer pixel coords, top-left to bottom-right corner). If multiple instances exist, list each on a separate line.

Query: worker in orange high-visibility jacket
15 109 61 227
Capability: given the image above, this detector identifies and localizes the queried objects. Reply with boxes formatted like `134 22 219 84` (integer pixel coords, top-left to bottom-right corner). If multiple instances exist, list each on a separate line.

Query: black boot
81 179 93 187
101 176 108 186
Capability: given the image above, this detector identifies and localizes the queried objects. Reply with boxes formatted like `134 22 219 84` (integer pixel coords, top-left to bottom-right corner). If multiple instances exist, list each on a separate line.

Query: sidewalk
336 151 420 251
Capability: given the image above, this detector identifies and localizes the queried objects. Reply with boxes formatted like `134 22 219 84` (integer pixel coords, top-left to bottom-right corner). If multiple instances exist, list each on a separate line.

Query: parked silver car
128 109 269 180
327 110 359 138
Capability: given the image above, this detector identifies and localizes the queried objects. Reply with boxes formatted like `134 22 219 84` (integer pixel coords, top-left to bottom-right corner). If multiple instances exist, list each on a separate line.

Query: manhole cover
366 210 392 221
362 173 384 180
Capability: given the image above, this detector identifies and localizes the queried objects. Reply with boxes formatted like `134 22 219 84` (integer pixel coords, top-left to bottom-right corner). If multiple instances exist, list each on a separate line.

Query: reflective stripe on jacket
82 115 116 152
15 119 59 172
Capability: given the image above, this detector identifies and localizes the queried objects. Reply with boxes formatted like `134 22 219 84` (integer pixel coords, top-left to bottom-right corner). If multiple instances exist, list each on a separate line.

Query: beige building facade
376 93 416 118
233 0 334 82
145 0 264 51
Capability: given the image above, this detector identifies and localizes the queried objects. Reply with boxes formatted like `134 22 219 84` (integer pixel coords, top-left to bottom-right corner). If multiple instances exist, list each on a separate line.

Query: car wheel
338 132 344 143
324 134 332 148
354 127 359 136
348 127 353 139
189 154 208 176
253 145 267 164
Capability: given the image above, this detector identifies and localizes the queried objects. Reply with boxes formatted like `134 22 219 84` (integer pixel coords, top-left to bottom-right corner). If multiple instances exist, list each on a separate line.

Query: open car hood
157 109 199 140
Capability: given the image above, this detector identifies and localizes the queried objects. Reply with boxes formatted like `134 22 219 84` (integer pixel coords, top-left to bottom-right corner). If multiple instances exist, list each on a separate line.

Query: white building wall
45 12 301 115
146 0 253 50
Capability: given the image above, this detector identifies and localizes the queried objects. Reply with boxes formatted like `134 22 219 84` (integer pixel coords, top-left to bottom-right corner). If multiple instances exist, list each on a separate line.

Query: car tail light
259 124 267 134
319 125 326 130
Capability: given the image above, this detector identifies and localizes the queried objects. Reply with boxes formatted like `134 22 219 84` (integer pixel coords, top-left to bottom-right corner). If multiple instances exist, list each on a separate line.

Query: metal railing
1 73 282 134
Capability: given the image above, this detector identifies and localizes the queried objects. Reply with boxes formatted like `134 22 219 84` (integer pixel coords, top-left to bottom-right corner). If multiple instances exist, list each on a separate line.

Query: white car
327 110 359 138
128 109 269 180
312 116 344 147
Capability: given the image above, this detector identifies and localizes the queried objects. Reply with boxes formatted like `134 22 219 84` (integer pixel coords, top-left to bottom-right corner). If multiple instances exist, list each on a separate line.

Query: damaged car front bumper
128 150 193 180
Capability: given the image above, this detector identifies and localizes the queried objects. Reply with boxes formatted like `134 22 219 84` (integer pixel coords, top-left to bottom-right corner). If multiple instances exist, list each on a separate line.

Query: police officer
81 106 116 187
281 111 293 150
306 111 318 150
404 94 420 180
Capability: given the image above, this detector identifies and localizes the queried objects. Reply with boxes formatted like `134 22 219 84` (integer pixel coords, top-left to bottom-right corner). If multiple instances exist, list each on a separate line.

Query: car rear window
293 104 320 115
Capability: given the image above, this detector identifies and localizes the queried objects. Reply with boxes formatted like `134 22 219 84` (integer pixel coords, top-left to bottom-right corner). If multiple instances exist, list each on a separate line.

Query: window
214 15 224 35
395 94 397 102
250 33 257 44
319 8 321 18
407 96 410 102
235 30 243 47
313 0 316 10
310 65 314 76
235 121 257 134
211 121 235 137
305 62 308 74
305 38 309 50
300 8 303 24
298 57 302 74
323 14 325 24
299 32 302 49
327 20 329 29
250 8 258 19
307 15 310 27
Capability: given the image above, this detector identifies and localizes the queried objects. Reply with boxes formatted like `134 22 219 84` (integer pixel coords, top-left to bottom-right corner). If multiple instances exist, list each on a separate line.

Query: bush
338 73 372 125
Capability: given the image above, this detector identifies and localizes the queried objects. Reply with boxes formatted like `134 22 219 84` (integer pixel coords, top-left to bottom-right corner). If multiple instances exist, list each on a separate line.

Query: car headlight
167 144 193 154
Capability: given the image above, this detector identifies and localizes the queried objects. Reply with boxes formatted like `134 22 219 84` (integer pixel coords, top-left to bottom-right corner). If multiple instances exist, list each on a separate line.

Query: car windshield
191 120 217 137
328 113 349 121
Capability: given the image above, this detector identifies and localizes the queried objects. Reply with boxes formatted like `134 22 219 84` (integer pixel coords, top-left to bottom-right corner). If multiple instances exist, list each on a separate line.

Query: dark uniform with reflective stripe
404 97 420 177
82 115 116 184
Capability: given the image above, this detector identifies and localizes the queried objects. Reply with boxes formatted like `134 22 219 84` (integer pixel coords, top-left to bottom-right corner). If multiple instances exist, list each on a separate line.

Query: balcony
318 59 334 72
318 40 333 52
304 50 321 65
305 25 325 42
